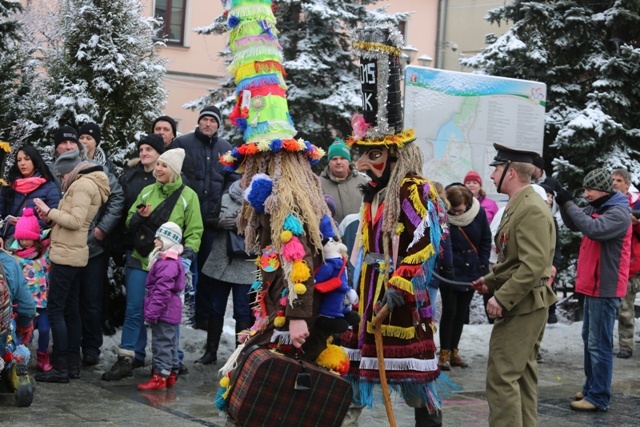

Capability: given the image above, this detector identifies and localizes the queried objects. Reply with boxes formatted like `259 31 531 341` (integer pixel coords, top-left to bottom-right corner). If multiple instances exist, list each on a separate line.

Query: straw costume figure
339 25 448 426
216 0 351 409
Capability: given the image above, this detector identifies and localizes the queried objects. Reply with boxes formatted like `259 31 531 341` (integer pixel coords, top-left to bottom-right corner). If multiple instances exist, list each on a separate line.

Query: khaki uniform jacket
48 169 111 267
484 185 557 315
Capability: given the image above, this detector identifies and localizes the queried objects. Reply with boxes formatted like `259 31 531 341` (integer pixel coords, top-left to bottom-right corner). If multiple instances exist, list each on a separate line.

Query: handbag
227 230 251 259
132 185 184 256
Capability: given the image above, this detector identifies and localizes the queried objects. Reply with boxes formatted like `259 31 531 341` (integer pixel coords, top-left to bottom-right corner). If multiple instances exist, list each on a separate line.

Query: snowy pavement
2 306 640 426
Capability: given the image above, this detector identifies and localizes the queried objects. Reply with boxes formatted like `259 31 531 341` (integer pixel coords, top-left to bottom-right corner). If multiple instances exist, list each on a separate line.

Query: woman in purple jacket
138 221 185 391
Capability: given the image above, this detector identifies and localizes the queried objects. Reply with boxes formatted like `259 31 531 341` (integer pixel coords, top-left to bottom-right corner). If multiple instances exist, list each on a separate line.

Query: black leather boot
195 317 224 364
35 352 69 384
415 407 442 427
68 352 81 379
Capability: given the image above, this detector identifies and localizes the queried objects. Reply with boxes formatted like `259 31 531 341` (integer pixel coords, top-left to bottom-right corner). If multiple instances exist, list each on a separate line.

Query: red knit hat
464 170 482 187
14 208 41 241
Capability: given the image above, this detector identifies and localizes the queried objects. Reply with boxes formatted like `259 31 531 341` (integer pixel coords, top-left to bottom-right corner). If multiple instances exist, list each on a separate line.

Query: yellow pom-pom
220 376 230 388
290 260 311 283
294 283 307 295
274 316 286 328
316 344 350 376
281 230 293 243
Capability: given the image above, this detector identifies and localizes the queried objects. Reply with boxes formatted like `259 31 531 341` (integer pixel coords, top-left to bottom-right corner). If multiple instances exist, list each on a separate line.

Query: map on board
403 66 547 196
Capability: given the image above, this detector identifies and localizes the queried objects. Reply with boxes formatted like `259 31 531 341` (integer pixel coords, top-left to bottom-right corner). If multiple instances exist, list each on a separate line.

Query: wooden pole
371 304 396 427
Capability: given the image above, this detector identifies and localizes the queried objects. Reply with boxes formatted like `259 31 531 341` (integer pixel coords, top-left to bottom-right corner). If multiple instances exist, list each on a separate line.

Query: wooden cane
372 304 396 427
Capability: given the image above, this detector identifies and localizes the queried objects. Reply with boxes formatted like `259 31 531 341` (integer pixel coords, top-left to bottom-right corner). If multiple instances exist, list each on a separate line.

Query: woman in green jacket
102 148 203 381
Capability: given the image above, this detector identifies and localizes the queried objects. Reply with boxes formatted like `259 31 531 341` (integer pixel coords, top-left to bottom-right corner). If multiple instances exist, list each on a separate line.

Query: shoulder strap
458 226 478 254
147 185 185 227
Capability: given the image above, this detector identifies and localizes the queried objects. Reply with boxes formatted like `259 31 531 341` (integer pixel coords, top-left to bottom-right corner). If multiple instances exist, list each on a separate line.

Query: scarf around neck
448 196 480 227
12 176 47 194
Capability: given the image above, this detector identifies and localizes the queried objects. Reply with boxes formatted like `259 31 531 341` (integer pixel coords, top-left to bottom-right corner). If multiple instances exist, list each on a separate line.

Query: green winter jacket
126 176 203 271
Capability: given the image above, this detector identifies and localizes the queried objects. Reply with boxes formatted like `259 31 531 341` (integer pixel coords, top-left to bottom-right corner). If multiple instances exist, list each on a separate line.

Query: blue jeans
36 308 50 353
581 295 621 410
120 266 148 361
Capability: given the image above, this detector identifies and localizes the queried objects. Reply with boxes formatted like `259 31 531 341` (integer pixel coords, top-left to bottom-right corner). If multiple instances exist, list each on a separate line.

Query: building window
155 0 186 45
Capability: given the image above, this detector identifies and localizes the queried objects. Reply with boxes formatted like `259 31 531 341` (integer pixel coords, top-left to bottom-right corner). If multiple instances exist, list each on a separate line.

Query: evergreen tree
0 0 23 141
463 1 640 282
187 0 409 153
38 0 168 169
463 0 640 189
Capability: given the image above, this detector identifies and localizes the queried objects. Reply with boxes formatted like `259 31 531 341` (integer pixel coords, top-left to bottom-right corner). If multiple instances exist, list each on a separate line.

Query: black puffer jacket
169 128 239 217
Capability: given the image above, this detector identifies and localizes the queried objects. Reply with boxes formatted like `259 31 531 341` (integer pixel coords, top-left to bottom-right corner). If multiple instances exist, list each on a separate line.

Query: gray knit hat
583 168 613 193
53 149 82 176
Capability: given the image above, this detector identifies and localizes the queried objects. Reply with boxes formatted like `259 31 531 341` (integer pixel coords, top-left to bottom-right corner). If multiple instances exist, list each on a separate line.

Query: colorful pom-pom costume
216 0 346 409
338 25 449 417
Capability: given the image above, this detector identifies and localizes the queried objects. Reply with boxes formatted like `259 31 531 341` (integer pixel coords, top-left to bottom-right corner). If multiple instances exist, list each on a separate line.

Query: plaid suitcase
228 346 353 427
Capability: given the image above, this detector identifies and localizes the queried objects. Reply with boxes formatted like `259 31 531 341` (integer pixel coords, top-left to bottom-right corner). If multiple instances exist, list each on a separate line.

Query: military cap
489 143 540 166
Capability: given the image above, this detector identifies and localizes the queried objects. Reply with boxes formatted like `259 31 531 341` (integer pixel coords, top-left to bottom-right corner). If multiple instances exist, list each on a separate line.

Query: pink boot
36 351 52 372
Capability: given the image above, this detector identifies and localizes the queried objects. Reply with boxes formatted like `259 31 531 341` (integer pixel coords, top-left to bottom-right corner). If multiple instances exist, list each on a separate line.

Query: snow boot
36 351 52 372
450 349 468 368
195 317 224 365
102 350 133 381
438 349 451 371
415 407 442 427
138 374 167 391
167 371 177 387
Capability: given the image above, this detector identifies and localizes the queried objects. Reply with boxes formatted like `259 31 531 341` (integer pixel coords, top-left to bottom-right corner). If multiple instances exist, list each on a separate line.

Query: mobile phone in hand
136 203 146 210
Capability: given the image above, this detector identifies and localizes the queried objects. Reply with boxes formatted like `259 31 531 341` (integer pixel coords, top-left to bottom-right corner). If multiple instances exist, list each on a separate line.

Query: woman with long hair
0 144 60 248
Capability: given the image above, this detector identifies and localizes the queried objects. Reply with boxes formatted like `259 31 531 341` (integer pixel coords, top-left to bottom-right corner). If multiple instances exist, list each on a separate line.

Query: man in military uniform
472 143 557 427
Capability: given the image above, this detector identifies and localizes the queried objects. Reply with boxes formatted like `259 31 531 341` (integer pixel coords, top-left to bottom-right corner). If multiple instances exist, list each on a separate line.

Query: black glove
555 186 573 207
218 216 237 230
439 265 455 281
380 287 404 312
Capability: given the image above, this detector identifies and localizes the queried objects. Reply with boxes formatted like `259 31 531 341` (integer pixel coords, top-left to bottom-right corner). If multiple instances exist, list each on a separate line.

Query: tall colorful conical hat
220 0 324 172
347 24 415 148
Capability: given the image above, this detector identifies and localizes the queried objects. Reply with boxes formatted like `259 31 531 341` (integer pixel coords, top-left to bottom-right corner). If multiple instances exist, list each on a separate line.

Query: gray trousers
151 321 179 377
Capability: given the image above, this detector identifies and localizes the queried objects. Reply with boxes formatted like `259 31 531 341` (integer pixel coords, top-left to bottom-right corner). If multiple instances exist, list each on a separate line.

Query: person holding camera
556 168 631 412
102 148 203 381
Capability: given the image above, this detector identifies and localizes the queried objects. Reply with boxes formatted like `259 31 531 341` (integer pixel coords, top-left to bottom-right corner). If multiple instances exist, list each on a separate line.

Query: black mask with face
360 158 394 203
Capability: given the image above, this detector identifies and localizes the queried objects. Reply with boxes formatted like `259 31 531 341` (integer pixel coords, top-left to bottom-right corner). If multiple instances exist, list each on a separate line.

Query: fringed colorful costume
215 0 349 410
339 25 450 418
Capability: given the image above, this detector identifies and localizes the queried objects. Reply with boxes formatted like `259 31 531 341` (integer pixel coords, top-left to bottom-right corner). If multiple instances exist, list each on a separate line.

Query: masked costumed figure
215 0 351 417
339 25 449 427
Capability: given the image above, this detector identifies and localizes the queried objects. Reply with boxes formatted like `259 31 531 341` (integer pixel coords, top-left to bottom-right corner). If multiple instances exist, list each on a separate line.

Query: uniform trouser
617 275 640 353
486 307 547 427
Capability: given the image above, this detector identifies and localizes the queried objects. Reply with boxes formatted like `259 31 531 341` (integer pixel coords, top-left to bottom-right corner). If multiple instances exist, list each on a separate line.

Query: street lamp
417 54 433 67
401 45 418 67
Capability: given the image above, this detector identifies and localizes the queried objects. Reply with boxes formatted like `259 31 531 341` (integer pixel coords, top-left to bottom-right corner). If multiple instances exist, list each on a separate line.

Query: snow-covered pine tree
38 0 168 170
463 0 640 192
187 0 409 153
0 0 24 140
462 0 640 294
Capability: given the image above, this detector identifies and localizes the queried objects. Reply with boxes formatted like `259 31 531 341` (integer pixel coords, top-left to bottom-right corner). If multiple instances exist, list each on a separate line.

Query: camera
632 210 640 219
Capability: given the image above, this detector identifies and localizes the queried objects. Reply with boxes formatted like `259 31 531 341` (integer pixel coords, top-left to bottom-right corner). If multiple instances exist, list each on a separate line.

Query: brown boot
438 350 451 371
450 349 468 368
